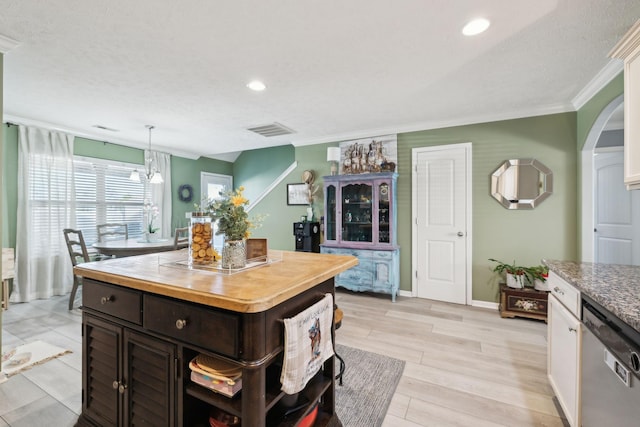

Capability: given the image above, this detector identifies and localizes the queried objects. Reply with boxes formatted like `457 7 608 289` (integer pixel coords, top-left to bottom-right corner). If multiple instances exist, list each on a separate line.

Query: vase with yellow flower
205 186 256 269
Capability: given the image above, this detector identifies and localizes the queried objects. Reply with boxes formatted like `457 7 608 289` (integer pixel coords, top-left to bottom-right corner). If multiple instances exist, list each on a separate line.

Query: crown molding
571 60 623 110
3 114 204 160
292 103 575 147
609 19 640 59
0 34 19 54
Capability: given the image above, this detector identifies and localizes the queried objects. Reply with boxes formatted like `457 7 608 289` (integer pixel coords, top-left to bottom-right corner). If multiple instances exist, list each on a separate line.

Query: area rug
334 344 405 427
1 340 71 377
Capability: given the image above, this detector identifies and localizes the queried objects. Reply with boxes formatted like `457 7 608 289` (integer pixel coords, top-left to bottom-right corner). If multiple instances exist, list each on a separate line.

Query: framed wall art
287 183 309 205
339 134 398 175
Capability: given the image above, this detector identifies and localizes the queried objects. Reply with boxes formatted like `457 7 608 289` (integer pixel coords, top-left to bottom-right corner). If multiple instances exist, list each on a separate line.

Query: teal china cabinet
321 172 399 301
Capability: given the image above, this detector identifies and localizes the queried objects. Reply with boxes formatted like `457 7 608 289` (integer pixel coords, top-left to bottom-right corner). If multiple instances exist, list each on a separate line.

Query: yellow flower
231 194 248 207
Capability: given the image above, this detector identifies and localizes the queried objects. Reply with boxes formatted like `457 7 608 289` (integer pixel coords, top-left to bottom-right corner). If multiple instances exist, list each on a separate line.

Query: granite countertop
543 260 640 332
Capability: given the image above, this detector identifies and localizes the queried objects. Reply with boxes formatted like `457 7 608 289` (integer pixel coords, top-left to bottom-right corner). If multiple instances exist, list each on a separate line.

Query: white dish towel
280 293 335 394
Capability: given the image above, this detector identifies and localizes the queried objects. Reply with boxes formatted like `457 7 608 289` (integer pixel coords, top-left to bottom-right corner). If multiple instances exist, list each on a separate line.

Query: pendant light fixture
130 125 164 184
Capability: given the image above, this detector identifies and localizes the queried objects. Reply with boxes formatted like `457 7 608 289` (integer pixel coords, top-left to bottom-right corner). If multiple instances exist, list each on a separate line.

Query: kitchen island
73 249 358 427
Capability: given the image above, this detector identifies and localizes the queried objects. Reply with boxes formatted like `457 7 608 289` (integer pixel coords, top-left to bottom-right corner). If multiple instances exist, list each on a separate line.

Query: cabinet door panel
84 314 121 427
548 295 581 427
124 330 176 427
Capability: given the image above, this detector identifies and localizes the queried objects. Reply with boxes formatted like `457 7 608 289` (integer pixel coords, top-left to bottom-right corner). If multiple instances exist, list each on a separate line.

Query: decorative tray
161 251 282 275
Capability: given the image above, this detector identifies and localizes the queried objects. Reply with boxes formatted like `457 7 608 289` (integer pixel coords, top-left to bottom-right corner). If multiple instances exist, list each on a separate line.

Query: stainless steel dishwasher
581 295 640 427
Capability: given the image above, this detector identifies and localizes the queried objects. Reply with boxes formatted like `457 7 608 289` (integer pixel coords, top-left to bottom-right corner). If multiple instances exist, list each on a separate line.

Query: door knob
457 231 464 237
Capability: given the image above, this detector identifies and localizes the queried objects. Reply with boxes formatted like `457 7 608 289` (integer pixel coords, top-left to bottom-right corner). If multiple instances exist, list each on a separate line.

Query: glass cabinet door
326 184 337 241
377 182 390 243
341 183 373 243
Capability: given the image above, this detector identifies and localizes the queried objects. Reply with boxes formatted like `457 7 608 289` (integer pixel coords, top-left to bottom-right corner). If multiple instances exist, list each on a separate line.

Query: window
74 157 146 245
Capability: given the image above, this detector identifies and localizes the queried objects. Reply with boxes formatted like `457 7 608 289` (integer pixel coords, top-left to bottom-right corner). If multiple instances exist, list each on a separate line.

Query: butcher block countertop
74 249 358 313
543 260 640 332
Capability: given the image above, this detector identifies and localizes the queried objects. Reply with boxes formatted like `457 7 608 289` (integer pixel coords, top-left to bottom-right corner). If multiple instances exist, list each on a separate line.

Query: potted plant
527 265 549 291
489 258 531 289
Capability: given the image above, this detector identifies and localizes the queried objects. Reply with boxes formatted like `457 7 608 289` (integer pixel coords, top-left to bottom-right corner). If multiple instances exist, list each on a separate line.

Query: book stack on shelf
189 354 242 398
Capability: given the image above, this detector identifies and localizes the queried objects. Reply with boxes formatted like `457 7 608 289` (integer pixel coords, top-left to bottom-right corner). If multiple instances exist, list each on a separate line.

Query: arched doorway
581 95 640 264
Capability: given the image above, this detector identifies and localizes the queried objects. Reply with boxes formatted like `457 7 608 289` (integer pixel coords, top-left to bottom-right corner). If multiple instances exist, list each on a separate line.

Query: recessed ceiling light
247 80 266 91
462 18 490 36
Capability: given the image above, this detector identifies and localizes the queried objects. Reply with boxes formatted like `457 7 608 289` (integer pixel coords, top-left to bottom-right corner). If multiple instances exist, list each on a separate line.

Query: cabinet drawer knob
101 296 113 305
175 319 188 330
553 287 564 295
568 327 577 333
112 380 119 390
118 383 127 394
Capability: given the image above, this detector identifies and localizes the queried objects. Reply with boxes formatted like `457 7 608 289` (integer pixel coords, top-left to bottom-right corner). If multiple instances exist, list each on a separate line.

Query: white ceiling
1 1 639 161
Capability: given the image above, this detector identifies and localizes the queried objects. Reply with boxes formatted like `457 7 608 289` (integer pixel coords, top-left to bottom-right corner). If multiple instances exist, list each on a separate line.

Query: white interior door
413 144 471 304
594 150 640 265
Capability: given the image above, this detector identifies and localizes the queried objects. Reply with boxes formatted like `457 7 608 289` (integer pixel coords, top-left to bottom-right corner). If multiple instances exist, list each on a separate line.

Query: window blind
73 158 146 245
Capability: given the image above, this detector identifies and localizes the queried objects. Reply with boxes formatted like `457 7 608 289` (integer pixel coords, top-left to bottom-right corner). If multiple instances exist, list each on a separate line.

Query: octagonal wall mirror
490 159 553 209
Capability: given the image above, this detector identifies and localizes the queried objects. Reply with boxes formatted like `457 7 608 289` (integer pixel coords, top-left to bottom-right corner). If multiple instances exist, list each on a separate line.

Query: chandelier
130 125 164 184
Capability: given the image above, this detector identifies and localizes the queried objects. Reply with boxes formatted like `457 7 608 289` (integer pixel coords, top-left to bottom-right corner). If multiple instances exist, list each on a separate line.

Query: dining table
92 237 178 258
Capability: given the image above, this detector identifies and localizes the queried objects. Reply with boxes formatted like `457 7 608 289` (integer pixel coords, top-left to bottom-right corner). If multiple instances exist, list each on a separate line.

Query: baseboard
398 290 499 310
397 290 412 298
471 300 499 310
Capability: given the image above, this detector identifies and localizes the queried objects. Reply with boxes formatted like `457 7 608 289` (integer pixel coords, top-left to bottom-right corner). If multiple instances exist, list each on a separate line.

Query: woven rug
334 344 405 427
1 340 71 378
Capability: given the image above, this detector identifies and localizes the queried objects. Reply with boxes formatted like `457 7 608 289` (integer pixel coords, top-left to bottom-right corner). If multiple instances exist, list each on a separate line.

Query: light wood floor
334 290 566 427
0 290 565 426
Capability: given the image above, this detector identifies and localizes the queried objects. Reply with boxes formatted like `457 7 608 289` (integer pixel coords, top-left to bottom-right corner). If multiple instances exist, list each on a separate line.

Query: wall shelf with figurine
321 172 399 301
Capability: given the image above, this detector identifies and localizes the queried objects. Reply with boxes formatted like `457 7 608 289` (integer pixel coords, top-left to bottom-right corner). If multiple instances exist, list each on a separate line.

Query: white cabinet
610 20 640 190
547 274 581 427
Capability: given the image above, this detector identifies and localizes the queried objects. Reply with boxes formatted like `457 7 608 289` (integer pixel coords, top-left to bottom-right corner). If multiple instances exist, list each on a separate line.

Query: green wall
172 156 233 228
2 125 17 249
233 145 295 203
0 127 232 247
577 74 624 151
398 113 577 302
242 144 335 250
239 113 578 303
1 71 623 305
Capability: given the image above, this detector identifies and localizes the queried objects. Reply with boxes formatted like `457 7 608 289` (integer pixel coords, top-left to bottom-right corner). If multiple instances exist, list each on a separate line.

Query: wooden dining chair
96 223 129 242
63 228 91 310
174 227 189 249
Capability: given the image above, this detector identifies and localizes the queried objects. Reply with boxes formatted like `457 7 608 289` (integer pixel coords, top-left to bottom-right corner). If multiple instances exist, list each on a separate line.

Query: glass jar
189 212 214 266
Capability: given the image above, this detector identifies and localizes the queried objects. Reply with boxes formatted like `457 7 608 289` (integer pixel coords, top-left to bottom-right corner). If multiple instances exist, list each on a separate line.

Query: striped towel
280 293 334 394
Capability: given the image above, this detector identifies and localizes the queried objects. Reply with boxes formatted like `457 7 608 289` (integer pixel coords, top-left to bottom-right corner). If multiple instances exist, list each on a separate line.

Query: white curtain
146 150 172 238
14 126 75 302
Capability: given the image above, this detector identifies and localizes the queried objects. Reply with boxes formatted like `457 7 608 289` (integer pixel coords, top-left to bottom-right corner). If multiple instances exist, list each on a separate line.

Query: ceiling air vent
247 122 295 137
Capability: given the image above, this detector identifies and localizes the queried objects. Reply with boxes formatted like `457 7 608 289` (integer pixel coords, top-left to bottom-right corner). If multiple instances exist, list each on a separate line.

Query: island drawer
143 295 240 358
548 271 580 317
82 279 142 325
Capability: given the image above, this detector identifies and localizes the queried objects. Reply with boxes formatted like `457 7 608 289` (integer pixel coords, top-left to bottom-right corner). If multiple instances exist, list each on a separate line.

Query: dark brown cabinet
82 313 177 426
77 276 338 427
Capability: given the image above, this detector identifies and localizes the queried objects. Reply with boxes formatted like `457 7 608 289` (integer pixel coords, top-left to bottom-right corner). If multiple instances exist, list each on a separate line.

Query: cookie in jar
189 213 218 266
